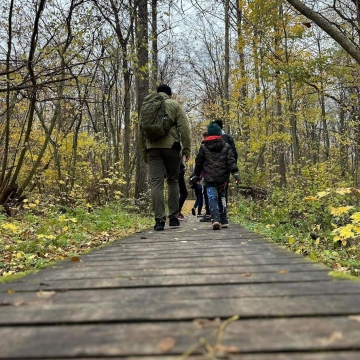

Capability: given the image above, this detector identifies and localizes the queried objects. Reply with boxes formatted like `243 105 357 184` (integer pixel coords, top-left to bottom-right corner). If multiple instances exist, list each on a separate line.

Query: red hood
204 135 222 141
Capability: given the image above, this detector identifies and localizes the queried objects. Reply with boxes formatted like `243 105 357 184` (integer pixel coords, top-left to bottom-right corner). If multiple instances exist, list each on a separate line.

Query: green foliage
0 201 152 278
230 162 360 277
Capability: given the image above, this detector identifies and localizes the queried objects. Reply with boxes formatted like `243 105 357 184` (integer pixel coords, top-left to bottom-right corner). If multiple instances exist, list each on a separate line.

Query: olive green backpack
140 93 173 141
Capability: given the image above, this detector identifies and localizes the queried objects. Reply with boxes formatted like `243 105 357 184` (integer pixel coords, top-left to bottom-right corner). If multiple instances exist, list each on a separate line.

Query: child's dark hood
203 136 226 152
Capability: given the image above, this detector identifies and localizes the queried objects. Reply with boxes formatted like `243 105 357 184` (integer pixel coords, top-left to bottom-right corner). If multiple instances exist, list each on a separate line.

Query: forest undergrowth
230 184 360 278
0 200 153 279
1 182 360 280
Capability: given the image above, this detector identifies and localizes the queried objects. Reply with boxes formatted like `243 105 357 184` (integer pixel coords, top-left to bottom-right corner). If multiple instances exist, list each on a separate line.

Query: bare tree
286 0 360 64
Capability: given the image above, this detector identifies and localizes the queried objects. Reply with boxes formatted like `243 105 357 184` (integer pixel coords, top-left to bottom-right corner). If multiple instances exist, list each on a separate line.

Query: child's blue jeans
206 182 227 223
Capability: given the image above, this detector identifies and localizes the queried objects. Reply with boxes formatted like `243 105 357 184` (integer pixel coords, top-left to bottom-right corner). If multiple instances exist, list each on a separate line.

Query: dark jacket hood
203 137 226 152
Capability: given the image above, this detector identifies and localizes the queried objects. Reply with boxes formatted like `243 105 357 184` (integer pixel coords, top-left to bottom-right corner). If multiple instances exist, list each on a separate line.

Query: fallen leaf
6 289 14 294
278 269 289 274
71 256 81 262
36 290 56 298
242 273 252 277
213 343 240 353
348 315 360 323
318 331 342 345
157 337 176 352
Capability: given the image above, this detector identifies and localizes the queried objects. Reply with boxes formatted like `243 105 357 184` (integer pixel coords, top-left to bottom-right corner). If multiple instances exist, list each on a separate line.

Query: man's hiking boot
169 216 180 227
191 208 196 216
212 221 221 230
200 215 211 222
154 219 165 231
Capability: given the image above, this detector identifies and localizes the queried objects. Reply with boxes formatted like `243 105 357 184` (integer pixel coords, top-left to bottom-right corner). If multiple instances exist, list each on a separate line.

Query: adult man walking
139 84 191 231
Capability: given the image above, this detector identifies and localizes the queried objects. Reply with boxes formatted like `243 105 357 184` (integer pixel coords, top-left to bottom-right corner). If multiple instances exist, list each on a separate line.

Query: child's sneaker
221 219 229 228
178 213 185 221
212 221 221 230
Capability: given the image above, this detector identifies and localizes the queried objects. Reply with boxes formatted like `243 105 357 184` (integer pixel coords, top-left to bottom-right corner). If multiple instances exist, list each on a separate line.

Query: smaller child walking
193 122 240 230
191 179 203 216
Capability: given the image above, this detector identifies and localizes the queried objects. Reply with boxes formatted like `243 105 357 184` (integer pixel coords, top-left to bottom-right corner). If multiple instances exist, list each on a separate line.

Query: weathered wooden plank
18 263 329 282
2 280 360 305
1 294 360 324
71 253 304 263
48 353 360 360
100 240 285 250
86 248 300 261
1 317 360 358
47 256 314 270
93 248 294 259
0 270 334 292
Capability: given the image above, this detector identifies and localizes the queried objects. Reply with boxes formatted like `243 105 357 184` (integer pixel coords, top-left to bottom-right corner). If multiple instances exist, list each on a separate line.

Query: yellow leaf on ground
157 337 176 352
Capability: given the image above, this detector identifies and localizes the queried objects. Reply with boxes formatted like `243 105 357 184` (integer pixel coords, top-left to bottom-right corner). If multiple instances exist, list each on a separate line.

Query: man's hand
234 173 241 184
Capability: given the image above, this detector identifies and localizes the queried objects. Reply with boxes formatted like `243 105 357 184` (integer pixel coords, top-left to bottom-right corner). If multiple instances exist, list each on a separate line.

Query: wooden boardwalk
1 215 360 359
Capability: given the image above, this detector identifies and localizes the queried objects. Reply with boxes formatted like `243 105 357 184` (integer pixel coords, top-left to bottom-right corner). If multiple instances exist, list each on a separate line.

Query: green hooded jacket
139 92 191 162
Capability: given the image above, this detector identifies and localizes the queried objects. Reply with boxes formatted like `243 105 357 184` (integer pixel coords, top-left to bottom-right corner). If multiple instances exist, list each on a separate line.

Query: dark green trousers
147 148 181 221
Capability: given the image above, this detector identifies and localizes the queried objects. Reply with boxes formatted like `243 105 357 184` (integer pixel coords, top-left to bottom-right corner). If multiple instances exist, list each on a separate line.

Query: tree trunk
135 0 149 198
224 0 230 127
151 0 158 88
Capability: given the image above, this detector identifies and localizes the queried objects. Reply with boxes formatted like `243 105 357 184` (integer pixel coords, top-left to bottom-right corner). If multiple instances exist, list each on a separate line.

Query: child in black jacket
193 122 240 230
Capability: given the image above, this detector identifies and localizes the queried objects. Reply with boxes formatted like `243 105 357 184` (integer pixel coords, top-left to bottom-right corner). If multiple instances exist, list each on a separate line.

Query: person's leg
192 188 200 215
206 182 220 230
204 185 210 214
178 173 188 214
163 148 181 220
193 197 199 210
197 184 204 215
147 149 166 229
218 182 228 227
199 184 211 222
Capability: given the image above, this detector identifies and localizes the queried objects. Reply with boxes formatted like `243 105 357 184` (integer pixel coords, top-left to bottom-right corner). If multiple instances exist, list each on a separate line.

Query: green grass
0 201 152 278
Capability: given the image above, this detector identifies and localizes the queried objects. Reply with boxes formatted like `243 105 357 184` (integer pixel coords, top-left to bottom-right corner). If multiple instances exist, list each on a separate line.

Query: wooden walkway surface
1 215 360 359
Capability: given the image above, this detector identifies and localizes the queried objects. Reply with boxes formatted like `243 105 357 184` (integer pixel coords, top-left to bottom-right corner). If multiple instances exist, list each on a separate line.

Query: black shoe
220 219 229 228
191 208 196 216
169 216 180 227
154 219 165 231
199 215 212 222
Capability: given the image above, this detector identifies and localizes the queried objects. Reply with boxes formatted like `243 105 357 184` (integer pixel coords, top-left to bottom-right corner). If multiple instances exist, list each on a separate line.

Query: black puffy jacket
194 136 239 183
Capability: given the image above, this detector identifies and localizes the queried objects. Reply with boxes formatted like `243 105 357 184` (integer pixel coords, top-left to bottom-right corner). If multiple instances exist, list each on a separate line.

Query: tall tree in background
94 0 135 197
135 0 150 198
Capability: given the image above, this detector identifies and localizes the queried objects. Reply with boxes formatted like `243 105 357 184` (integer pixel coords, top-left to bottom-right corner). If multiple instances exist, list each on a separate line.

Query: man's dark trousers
147 148 181 221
